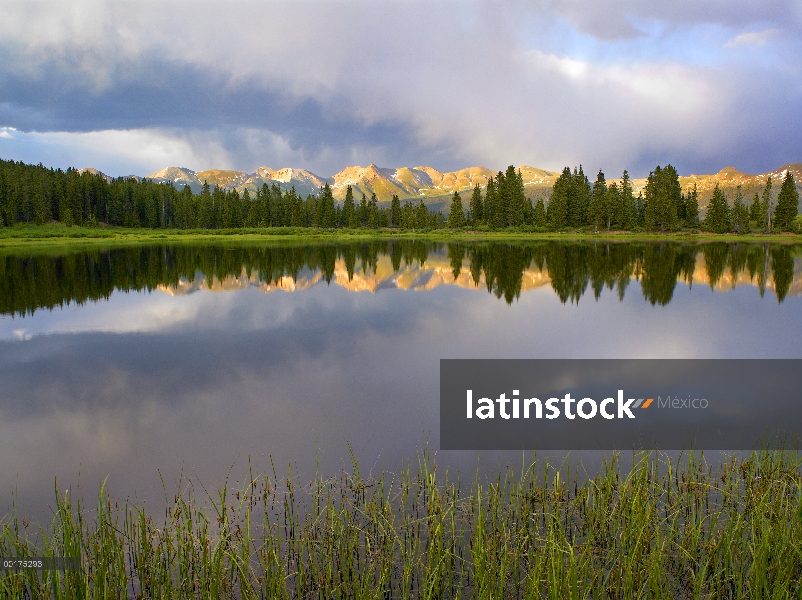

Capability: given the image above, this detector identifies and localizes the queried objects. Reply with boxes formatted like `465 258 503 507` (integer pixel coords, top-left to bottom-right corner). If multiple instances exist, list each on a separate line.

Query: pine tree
644 165 680 231
589 169 608 231
484 177 498 229
390 194 401 227
199 182 212 228
762 177 773 232
448 191 466 228
685 184 699 227
731 186 748 234
605 183 619 230
533 198 546 227
504 166 526 227
568 166 591 227
318 183 336 228
367 193 378 228
358 193 368 227
635 193 646 227
492 171 507 229
547 167 571 229
59 191 74 226
749 192 762 227
773 171 799 231
343 185 356 227
415 200 429 229
469 183 483 225
702 183 731 233
618 170 636 230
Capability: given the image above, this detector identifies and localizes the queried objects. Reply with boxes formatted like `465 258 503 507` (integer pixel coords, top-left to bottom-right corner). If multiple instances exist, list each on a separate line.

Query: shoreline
1 223 801 248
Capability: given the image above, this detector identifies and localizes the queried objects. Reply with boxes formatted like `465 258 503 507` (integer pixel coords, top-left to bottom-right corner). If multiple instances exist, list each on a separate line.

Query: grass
1 222 801 248
2 449 801 598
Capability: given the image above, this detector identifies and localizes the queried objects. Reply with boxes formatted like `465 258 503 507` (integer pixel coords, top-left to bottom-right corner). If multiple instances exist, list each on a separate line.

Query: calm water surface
1 240 801 519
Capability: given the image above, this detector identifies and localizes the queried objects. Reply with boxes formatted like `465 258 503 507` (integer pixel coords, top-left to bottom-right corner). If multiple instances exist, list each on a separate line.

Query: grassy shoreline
2 449 800 598
1 223 801 248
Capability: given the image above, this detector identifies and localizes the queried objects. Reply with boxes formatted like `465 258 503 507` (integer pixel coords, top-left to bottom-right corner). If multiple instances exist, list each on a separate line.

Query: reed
2 449 801 598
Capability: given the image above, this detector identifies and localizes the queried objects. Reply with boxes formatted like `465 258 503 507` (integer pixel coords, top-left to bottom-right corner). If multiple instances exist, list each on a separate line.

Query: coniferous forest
0 158 799 232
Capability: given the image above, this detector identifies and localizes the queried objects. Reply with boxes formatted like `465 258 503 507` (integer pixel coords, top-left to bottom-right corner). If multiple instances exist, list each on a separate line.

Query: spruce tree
762 177 773 232
568 166 591 227
685 184 699 227
469 183 483 225
547 167 571 229
484 177 498 229
618 170 636 230
390 194 401 227
199 182 212 228
448 191 466 228
589 169 607 231
749 192 762 227
367 193 378 228
702 183 731 233
492 171 507 229
605 183 619 230
343 185 356 227
415 200 429 229
533 198 547 227
58 192 73 226
358 193 368 227
644 165 680 231
731 186 748 234
318 183 336 228
774 171 799 231
504 165 526 227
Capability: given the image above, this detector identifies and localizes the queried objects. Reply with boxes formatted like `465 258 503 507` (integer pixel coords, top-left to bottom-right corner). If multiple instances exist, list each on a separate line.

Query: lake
1 239 801 520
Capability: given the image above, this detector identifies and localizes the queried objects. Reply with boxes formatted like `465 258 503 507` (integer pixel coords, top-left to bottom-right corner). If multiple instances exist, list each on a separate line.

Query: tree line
2 240 796 317
1 157 798 232
447 164 799 233
0 159 443 229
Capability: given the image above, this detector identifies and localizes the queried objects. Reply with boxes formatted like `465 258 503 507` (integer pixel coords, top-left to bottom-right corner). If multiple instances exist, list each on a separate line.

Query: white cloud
724 28 781 47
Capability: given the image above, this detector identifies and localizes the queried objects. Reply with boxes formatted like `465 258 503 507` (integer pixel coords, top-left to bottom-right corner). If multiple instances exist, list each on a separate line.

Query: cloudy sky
0 0 800 178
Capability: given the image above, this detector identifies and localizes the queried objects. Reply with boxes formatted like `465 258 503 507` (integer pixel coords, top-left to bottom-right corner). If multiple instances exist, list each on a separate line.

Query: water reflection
1 239 801 520
1 240 800 317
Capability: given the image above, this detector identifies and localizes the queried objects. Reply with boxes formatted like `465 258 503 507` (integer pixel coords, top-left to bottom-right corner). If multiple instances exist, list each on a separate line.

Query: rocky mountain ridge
137 163 801 206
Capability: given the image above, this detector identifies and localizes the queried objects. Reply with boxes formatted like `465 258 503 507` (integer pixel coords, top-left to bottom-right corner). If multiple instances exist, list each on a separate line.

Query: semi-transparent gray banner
440 359 802 450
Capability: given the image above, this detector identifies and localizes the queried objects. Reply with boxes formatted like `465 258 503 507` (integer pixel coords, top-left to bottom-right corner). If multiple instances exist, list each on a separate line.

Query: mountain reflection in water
1 240 799 317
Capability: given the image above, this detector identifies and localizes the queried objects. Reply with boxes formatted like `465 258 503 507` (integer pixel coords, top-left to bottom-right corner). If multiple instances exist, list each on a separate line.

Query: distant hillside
239 167 329 198
143 162 799 207
327 164 560 204
146 167 205 194
628 164 802 209
197 169 248 189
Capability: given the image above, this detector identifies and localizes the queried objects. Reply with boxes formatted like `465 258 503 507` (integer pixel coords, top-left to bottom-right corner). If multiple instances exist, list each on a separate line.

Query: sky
0 0 800 179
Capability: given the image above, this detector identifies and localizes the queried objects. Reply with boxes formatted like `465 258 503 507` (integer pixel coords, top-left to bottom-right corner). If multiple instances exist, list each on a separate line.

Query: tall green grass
2 449 801 598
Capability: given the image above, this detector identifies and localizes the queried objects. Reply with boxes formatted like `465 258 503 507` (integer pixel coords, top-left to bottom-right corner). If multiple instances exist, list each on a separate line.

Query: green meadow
1 222 800 249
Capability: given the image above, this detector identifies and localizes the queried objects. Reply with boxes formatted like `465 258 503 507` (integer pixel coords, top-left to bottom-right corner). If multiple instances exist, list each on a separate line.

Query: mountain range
131 163 802 209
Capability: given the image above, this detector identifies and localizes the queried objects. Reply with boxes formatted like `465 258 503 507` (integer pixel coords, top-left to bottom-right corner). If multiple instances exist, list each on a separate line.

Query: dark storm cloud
0 0 800 177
